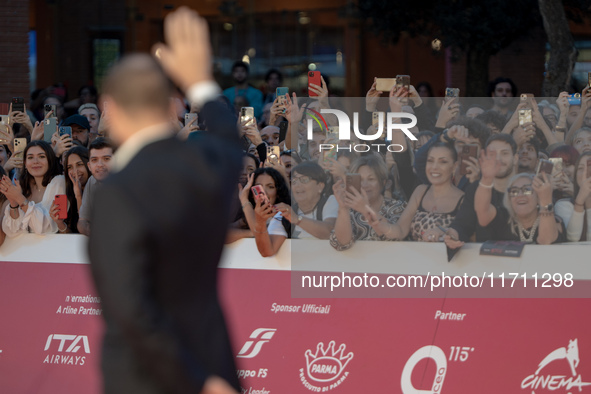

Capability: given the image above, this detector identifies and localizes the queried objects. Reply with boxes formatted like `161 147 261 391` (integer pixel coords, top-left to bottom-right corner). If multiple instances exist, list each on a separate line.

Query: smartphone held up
536 159 554 177
266 145 281 165
276 87 289 105
13 138 27 160
54 194 68 220
308 72 321 97
11 97 25 114
251 185 270 205
459 144 479 176
346 173 361 194
240 107 255 127
184 112 198 127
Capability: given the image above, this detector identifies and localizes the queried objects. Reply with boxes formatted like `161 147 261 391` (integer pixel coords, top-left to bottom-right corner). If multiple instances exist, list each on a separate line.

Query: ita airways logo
299 340 353 392
521 339 591 392
44 334 90 353
43 334 90 366
237 328 277 359
401 346 447 394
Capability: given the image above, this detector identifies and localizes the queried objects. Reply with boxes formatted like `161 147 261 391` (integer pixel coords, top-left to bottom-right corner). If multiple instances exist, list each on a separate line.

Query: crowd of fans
0 82 113 245
2 61 591 258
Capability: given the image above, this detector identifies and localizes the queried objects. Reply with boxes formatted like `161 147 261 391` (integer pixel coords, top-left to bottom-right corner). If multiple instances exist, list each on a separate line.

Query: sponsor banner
0 235 590 393
0 261 103 394
221 268 591 393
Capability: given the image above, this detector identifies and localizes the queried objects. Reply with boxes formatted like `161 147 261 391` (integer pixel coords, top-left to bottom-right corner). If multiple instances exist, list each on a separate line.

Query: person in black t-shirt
485 173 565 244
444 134 518 249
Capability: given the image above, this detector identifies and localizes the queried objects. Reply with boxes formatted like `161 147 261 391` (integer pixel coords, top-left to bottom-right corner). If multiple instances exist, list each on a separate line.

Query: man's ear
168 97 178 121
101 96 116 117
513 153 519 170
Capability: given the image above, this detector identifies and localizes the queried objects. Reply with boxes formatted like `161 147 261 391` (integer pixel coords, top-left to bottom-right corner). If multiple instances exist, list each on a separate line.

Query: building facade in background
1 0 590 106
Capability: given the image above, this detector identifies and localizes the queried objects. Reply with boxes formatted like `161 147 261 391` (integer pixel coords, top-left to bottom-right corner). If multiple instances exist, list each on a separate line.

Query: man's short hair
89 137 114 154
487 77 518 97
232 61 249 74
476 110 507 131
265 68 282 83
446 116 491 148
78 85 98 98
102 54 171 114
522 137 541 156
485 133 518 155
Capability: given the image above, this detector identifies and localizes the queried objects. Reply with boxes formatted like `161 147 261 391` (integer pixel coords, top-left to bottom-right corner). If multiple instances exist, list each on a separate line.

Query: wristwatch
296 214 304 225
539 203 554 213
19 199 29 210
442 129 454 143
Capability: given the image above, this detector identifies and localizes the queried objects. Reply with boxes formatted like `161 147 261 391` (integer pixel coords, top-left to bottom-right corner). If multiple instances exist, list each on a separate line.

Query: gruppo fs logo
236 328 277 359
299 340 353 392
307 108 418 153
521 339 591 393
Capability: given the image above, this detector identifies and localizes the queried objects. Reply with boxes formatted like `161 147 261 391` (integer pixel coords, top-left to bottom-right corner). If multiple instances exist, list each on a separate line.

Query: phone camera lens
309 72 314 77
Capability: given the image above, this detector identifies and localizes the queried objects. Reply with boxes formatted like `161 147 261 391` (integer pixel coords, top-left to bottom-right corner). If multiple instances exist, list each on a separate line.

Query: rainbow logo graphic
305 108 328 133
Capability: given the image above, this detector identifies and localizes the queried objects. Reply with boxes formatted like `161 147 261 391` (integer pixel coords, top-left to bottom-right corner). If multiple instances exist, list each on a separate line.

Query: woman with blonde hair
481 172 565 244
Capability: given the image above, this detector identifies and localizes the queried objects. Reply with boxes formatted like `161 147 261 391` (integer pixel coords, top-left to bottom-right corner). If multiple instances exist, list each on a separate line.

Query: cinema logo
521 339 591 392
299 340 353 392
43 334 90 366
307 109 417 154
401 345 447 394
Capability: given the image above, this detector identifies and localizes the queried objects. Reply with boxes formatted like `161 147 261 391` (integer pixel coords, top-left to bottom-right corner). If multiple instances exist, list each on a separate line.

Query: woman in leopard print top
365 142 464 242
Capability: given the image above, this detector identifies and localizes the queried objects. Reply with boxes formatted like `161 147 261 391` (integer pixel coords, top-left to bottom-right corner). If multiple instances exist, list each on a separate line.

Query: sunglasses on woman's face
292 175 312 185
508 184 534 198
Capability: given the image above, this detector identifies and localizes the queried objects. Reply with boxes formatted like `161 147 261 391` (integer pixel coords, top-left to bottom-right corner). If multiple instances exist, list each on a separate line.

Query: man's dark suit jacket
89 101 242 393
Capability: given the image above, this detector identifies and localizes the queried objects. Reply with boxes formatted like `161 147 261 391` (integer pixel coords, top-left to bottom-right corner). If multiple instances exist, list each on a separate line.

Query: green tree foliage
356 0 541 96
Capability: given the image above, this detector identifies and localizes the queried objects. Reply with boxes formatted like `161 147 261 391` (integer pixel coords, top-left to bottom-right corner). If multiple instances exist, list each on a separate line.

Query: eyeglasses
508 185 534 198
292 176 312 185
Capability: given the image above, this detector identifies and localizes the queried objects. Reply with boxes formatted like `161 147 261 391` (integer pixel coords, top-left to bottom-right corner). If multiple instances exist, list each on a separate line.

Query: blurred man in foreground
89 7 241 394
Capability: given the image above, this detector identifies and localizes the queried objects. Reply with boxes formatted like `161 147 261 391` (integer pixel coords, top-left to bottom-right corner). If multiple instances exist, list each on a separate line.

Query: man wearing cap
62 114 91 148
